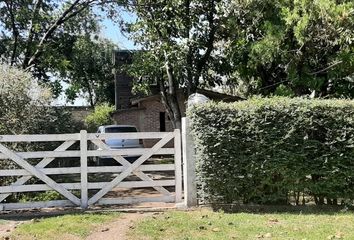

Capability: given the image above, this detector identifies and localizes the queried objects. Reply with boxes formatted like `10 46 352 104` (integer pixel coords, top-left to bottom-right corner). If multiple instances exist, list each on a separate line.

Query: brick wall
112 108 142 129
112 98 174 147
139 99 174 132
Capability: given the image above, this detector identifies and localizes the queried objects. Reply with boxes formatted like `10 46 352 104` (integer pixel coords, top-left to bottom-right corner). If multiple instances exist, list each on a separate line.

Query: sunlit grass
129 209 354 240
11 212 119 240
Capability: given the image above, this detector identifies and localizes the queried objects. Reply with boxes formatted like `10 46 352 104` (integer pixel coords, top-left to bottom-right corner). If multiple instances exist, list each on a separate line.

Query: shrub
188 97 354 206
0 64 81 136
0 64 83 200
0 64 52 135
85 103 114 132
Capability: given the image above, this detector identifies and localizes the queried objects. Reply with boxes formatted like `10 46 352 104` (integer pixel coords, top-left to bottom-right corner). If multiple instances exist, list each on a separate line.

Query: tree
226 0 354 97
0 63 81 136
63 36 117 107
0 0 119 82
123 0 231 129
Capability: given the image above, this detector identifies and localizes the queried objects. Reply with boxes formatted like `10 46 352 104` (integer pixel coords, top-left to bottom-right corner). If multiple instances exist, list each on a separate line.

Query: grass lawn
128 209 354 240
0 220 9 225
10 212 119 240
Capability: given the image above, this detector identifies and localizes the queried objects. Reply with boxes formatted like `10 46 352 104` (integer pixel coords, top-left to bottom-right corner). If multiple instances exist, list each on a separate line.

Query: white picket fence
0 130 182 210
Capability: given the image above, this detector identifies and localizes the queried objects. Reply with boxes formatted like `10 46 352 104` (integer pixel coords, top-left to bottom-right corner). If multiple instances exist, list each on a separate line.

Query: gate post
181 117 197 207
174 129 182 203
80 130 88 209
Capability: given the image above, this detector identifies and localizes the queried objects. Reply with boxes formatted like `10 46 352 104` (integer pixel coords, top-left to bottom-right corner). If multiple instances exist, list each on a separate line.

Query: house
112 50 242 133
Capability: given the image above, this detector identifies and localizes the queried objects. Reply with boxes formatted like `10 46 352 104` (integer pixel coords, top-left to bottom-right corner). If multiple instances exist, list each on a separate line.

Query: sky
100 11 137 50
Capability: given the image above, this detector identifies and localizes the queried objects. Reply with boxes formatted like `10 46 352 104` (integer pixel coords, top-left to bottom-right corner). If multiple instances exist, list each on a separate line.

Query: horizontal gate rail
0 164 175 176
87 132 172 140
0 180 176 193
98 196 175 205
0 134 80 142
0 151 80 159
0 130 183 211
0 200 75 211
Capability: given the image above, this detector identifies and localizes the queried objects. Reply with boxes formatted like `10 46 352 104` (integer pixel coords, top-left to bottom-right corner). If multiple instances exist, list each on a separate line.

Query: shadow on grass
0 209 114 221
209 203 354 215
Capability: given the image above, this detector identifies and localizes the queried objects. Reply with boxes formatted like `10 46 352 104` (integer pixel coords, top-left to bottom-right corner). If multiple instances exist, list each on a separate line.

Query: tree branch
310 60 343 75
23 0 43 66
4 0 18 66
25 0 98 69
193 0 217 90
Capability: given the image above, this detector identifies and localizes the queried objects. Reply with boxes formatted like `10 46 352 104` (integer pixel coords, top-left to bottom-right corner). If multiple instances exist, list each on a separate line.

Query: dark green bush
189 97 354 206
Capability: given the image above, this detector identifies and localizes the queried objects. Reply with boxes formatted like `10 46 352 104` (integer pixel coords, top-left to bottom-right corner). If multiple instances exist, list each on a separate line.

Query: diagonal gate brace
88 132 175 205
91 139 171 196
0 143 81 206
0 140 75 202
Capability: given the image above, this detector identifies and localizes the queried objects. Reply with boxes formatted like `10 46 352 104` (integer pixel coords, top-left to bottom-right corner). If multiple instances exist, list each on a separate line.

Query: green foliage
0 1 118 77
19 191 64 202
0 64 83 135
274 84 295 97
227 0 354 97
0 64 51 135
85 103 114 132
124 0 233 128
189 97 354 205
64 37 117 107
0 0 120 104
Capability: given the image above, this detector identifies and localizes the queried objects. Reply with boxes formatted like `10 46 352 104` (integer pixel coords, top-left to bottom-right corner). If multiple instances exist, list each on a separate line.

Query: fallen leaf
212 228 220 232
264 233 272 238
335 232 344 239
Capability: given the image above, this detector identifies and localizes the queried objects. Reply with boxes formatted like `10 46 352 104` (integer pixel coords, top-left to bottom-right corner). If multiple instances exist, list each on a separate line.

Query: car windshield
105 127 138 133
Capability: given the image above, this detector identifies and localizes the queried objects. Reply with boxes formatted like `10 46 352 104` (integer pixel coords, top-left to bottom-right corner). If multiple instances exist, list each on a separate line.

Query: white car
93 125 144 165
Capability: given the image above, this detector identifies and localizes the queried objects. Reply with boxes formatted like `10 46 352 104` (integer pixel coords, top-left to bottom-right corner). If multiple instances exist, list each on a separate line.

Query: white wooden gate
0 130 182 210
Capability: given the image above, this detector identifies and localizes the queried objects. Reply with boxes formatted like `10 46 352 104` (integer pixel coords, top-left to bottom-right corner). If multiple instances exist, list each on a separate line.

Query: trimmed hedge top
188 97 354 206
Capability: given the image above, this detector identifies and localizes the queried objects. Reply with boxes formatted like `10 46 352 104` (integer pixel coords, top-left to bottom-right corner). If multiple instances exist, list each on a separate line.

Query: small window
105 127 138 133
160 112 166 132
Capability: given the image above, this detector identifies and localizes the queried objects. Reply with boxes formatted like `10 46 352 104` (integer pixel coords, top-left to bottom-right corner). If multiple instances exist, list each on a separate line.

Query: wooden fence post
181 117 197 207
80 130 88 209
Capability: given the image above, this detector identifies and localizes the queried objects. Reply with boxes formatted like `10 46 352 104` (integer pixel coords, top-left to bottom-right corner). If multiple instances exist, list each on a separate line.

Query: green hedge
188 97 354 206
